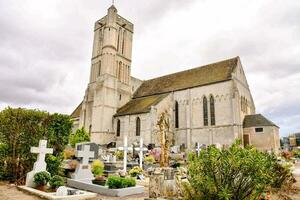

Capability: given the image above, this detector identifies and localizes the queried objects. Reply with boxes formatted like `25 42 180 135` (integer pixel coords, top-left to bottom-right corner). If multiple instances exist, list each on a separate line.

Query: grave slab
18 186 97 200
67 178 144 197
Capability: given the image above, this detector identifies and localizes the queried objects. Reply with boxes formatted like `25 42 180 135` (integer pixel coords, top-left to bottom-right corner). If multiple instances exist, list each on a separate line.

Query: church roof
133 57 239 98
243 114 279 128
70 102 82 118
115 93 169 117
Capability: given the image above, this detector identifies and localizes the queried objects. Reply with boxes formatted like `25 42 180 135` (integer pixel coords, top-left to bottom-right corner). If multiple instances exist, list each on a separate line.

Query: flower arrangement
129 166 143 177
91 160 104 176
33 171 51 191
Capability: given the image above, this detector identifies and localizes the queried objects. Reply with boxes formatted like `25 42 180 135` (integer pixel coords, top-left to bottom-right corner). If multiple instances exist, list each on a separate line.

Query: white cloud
0 0 299 136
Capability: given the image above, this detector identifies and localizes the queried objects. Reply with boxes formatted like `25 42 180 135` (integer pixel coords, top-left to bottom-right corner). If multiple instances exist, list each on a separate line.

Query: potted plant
49 175 64 191
129 166 143 177
107 176 136 189
92 175 107 185
91 160 105 185
33 171 51 191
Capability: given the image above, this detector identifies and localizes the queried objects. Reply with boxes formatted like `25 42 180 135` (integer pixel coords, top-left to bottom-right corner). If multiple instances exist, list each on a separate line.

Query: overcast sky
0 0 299 137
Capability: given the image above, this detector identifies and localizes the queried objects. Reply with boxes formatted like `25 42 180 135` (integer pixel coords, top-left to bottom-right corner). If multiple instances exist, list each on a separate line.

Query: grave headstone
56 186 68 196
134 138 148 169
25 140 53 187
72 145 94 180
170 145 180 153
195 142 201 156
117 136 133 172
76 142 99 160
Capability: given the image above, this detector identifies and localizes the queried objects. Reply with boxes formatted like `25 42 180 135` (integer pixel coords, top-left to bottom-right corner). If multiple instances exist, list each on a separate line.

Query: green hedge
0 107 73 182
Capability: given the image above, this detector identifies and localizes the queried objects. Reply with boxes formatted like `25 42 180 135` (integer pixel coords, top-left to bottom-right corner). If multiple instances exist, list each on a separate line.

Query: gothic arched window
136 117 141 136
118 62 122 81
210 95 215 126
175 101 179 128
203 96 208 126
117 119 121 137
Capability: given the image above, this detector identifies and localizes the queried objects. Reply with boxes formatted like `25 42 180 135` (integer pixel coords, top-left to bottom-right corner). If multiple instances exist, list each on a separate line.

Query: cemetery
0 107 300 200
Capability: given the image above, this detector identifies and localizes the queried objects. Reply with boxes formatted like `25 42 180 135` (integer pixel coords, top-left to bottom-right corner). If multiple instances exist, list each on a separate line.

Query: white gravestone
72 145 94 180
134 138 148 169
56 186 68 196
117 136 133 172
196 142 201 156
25 140 53 187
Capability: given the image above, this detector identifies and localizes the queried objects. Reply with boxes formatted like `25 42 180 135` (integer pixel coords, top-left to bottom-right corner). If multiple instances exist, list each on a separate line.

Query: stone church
71 5 280 152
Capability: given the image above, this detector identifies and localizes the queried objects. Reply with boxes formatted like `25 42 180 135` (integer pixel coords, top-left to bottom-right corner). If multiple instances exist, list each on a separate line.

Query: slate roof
115 93 169 117
133 57 239 98
71 102 82 118
243 114 279 128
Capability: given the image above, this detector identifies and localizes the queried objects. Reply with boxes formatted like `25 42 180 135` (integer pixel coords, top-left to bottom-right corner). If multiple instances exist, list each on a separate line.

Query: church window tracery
175 101 179 128
136 117 141 136
203 96 208 126
210 95 215 126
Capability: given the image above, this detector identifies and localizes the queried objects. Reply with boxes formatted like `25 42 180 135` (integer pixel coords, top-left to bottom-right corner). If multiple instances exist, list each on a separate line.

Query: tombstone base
25 170 38 187
72 164 94 180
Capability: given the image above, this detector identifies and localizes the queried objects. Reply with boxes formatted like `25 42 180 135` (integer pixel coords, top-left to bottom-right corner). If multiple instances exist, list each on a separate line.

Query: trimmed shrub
33 171 51 186
107 176 136 189
49 175 64 189
91 160 104 176
46 154 63 176
69 128 90 148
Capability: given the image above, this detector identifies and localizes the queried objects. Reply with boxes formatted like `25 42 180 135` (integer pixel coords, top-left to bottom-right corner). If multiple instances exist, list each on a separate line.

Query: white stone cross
76 145 94 165
31 140 53 169
118 136 133 172
72 145 95 180
26 140 53 187
134 138 148 169
195 142 201 156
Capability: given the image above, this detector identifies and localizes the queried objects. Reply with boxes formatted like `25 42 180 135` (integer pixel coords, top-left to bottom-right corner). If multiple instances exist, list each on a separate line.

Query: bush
49 175 64 189
91 160 104 176
115 150 124 160
129 166 143 177
63 148 75 159
107 176 136 189
69 128 90 148
33 171 51 186
46 154 63 176
0 107 73 182
144 155 155 164
183 141 294 200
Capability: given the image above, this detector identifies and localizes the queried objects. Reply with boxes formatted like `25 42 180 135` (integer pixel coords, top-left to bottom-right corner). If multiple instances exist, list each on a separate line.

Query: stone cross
118 136 133 172
72 145 95 180
76 145 94 165
195 142 201 156
26 140 53 187
134 138 148 169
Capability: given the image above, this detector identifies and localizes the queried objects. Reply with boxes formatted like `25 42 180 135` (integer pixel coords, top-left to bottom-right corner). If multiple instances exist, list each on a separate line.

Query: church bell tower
79 5 134 144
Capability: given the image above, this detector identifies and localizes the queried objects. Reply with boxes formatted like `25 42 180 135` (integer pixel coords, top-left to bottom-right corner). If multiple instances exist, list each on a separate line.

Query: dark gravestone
107 142 116 148
148 143 155 150
76 142 99 160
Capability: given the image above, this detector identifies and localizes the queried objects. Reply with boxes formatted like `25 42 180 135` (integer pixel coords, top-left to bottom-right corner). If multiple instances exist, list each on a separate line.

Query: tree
69 127 90 148
0 107 73 182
